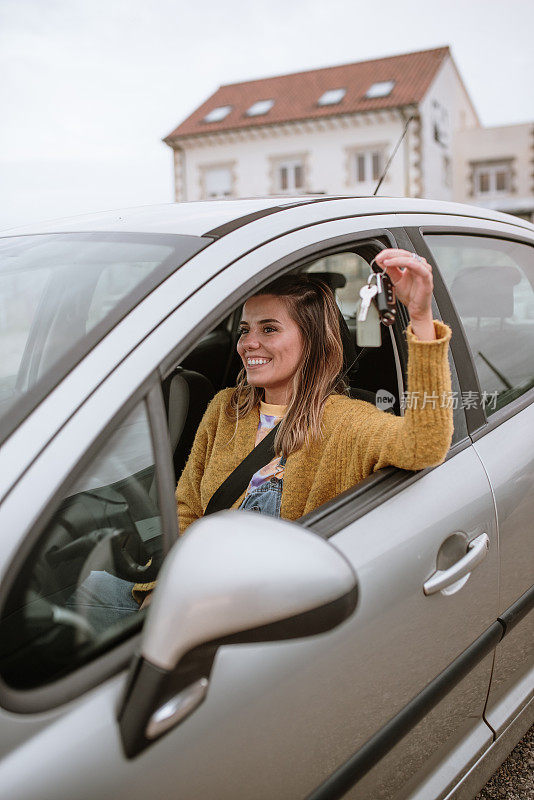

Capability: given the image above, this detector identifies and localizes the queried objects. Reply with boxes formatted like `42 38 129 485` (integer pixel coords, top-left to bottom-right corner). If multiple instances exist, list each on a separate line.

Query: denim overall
239 455 286 517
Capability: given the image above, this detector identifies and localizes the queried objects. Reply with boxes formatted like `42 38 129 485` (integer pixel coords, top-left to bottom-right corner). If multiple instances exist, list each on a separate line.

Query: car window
307 252 370 319
0 400 164 690
425 234 534 415
0 232 208 445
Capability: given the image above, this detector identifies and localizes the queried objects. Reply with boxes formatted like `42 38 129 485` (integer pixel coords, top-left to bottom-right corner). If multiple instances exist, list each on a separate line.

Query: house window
443 154 452 188
365 80 395 99
318 88 346 106
277 159 304 192
473 162 512 196
203 166 233 198
431 100 449 147
203 105 232 123
246 99 275 116
354 150 383 183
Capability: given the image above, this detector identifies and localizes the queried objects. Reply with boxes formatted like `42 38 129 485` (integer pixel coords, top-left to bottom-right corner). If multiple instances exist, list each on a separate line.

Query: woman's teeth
247 358 271 366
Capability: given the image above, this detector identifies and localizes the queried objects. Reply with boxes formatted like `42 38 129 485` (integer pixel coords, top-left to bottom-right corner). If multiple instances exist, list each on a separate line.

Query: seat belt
204 423 280 516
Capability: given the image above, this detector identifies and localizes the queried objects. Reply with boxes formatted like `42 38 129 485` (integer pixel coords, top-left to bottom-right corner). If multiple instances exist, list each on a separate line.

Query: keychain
355 255 397 348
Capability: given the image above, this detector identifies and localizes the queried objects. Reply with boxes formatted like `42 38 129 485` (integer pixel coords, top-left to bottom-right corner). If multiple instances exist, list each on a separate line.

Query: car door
413 223 534 742
0 215 498 800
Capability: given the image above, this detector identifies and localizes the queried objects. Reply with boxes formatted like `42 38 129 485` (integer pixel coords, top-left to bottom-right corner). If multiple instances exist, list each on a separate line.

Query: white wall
419 55 479 201
178 114 408 201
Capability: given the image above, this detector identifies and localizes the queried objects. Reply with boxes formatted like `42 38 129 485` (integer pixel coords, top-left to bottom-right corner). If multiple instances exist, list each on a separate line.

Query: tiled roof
165 46 450 141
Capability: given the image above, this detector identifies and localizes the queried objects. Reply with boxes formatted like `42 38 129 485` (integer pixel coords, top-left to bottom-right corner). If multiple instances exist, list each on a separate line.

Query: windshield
0 232 209 442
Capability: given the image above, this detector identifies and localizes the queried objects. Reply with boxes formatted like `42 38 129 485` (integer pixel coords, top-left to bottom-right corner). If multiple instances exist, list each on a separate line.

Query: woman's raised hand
373 248 436 341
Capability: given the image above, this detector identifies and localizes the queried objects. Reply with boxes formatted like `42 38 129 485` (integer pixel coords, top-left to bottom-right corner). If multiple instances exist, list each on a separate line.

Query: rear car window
425 233 534 415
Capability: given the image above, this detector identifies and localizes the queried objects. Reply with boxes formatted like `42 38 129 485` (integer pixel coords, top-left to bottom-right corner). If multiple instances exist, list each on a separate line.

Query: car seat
161 367 215 483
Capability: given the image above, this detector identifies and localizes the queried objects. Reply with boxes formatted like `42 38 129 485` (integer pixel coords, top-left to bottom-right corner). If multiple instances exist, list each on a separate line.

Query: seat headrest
306 272 359 376
450 265 522 319
307 272 347 292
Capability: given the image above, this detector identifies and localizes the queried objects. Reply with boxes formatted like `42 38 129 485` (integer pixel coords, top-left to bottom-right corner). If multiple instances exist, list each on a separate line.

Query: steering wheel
46 527 160 583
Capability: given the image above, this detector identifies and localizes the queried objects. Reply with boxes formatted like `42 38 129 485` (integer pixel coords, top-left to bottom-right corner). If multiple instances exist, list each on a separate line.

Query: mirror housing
143 511 357 670
119 512 357 757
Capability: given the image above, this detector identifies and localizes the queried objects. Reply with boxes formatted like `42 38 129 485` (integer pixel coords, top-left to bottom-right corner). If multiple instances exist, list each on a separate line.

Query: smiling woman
233 277 345 455
173 254 454 534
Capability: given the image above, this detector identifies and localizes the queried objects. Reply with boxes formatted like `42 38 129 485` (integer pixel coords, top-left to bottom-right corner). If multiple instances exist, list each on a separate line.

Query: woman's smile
245 356 272 368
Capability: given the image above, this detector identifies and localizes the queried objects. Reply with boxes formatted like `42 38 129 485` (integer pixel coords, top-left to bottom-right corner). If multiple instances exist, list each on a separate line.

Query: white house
454 122 534 222
163 46 534 221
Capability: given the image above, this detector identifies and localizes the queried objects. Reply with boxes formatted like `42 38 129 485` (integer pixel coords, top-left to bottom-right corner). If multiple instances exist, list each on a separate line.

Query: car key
375 271 397 326
357 282 378 322
356 282 382 347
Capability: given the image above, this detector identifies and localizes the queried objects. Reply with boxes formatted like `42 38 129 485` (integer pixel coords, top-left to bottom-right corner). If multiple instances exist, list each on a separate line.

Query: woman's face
237 294 304 405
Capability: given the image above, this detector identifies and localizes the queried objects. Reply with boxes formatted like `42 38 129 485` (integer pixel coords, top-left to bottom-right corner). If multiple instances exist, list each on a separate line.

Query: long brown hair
227 274 346 457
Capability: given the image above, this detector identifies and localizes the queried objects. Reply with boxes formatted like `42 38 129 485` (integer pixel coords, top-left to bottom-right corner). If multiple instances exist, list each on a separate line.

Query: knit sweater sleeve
175 390 227 534
346 320 454 479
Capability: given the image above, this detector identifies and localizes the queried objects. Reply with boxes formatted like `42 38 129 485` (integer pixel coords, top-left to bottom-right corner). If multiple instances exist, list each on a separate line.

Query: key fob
356 297 382 347
376 273 397 326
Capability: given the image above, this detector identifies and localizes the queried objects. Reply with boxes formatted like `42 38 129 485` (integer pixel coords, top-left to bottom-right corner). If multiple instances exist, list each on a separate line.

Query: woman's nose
240 332 260 349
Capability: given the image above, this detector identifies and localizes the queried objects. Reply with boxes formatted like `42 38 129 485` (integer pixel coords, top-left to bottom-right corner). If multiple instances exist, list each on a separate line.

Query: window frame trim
344 145 387 187
268 152 308 194
472 160 513 197
199 161 237 200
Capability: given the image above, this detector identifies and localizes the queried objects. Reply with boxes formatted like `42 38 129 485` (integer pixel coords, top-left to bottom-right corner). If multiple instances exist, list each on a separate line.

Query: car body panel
0 449 497 800
3 196 534 238
473 403 534 735
0 198 532 800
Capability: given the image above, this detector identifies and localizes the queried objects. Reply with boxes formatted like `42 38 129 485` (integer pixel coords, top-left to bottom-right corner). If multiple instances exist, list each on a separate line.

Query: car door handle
423 533 489 596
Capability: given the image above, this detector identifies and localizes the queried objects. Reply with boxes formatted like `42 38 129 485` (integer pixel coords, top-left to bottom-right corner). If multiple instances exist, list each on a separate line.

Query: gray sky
1 0 533 230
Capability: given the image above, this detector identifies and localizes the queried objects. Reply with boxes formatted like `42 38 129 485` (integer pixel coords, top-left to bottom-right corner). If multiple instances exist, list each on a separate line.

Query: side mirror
118 512 358 757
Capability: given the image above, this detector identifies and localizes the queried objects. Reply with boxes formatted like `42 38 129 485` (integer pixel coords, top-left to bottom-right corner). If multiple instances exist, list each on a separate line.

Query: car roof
3 196 534 238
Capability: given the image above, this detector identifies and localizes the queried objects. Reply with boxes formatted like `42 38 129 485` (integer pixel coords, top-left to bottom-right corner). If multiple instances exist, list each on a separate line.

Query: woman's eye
263 326 276 333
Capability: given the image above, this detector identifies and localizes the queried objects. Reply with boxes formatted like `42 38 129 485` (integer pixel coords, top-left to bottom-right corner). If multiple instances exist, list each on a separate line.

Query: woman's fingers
372 249 433 316
375 249 432 272
374 250 432 288
382 257 433 282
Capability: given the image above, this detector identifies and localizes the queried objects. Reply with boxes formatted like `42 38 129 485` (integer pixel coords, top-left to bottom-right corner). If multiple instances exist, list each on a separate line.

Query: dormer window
318 88 346 106
365 80 395 99
246 99 275 116
203 106 232 123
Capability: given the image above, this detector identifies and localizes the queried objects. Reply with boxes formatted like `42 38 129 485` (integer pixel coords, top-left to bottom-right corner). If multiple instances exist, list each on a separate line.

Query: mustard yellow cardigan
176 320 453 533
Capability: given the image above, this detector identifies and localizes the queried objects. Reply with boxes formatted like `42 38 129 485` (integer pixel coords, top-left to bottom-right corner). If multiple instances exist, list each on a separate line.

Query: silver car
0 197 532 800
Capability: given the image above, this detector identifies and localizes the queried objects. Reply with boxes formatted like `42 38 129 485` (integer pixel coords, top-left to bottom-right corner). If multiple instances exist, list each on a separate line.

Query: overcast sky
1 0 533 230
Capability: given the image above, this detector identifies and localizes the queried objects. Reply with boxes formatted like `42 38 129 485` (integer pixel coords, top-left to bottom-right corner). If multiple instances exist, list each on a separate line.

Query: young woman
174 248 453 533
73 248 453 622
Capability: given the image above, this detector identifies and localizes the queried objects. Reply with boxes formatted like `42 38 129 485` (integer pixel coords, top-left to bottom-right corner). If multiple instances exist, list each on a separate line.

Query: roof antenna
373 115 415 196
